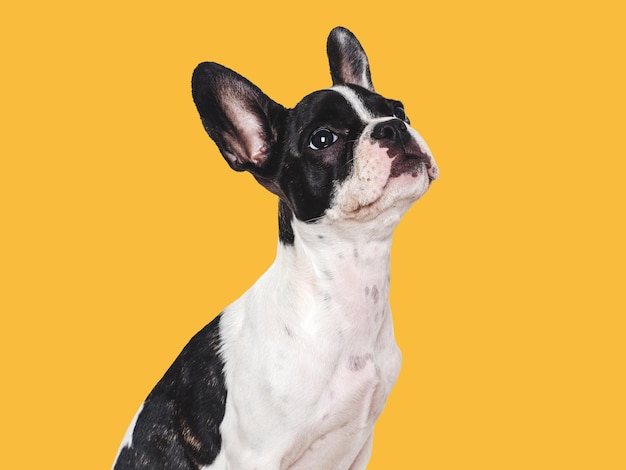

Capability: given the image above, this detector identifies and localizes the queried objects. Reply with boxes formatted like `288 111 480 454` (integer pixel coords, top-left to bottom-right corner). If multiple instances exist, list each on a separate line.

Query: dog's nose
371 119 408 142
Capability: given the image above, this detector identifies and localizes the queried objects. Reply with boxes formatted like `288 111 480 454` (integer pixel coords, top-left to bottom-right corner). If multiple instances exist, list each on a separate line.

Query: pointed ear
327 27 374 92
191 62 286 173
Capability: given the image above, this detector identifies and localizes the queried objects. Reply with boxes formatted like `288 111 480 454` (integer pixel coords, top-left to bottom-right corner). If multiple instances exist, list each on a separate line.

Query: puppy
113 26 437 470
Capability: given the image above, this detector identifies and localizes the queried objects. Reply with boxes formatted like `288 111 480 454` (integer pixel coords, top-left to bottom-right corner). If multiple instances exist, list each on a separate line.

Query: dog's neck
259 213 401 345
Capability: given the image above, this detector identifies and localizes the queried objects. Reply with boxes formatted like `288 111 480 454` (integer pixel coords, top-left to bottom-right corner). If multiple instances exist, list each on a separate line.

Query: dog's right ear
327 27 374 92
192 62 286 175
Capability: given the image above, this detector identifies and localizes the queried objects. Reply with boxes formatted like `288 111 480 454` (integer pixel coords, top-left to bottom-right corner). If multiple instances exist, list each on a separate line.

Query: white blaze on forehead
331 86 373 121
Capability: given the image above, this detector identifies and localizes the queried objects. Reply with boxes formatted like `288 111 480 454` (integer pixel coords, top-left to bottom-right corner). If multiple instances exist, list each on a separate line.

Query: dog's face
192 27 437 239
282 84 438 225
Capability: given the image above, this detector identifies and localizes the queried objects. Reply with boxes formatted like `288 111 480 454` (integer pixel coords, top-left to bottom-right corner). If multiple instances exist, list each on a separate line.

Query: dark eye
393 106 409 123
309 128 338 150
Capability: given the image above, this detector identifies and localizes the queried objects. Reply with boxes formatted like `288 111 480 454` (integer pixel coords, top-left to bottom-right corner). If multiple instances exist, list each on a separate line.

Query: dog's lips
390 152 434 181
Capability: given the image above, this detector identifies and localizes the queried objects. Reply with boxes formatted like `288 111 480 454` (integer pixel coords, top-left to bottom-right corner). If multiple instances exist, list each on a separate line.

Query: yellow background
1 0 624 468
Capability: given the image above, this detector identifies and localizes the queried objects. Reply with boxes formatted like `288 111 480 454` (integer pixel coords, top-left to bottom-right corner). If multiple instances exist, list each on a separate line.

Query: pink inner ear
342 65 371 91
221 131 268 169
221 98 269 168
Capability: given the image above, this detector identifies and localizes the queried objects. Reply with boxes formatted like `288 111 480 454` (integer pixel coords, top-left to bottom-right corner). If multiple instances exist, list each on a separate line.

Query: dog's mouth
390 152 437 182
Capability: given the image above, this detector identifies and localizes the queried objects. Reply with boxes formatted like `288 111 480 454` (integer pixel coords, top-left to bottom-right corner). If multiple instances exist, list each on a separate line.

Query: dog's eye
393 106 409 123
309 128 338 150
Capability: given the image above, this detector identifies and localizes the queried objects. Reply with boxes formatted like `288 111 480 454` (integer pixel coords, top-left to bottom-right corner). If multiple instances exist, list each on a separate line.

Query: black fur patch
114 315 227 469
278 200 295 245
275 90 363 223
274 87 407 226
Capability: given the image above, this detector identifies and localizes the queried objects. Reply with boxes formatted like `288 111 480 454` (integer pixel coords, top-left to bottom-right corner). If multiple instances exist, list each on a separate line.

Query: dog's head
192 27 437 243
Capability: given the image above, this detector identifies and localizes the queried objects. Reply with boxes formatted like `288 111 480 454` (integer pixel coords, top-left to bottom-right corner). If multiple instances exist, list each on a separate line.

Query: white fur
204 213 403 469
332 86 373 121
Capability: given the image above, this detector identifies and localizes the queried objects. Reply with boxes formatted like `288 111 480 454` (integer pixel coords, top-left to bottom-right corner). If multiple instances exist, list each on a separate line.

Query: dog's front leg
348 433 373 470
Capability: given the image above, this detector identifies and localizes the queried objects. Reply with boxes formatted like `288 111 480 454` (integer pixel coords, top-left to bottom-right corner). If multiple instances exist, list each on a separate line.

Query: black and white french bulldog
114 26 438 470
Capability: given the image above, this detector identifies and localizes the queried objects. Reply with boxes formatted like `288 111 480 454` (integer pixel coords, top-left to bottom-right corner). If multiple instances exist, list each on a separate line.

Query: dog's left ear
327 27 374 92
192 62 286 177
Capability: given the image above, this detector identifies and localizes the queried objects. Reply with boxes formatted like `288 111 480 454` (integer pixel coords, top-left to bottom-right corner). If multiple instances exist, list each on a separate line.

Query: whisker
304 214 325 224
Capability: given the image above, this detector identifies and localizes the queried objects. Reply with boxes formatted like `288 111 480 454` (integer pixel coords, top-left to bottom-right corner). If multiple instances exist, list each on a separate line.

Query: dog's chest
214 239 402 468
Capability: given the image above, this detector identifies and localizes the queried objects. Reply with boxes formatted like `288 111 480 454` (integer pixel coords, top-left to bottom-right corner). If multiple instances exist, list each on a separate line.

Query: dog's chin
325 146 437 225
387 168 433 204
327 170 433 226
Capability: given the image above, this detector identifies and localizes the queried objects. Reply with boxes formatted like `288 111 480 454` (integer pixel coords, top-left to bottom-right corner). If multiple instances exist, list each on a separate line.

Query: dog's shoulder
114 315 227 469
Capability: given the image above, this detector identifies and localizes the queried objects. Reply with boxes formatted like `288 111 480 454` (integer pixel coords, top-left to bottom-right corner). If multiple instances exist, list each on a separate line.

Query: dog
113 26 438 470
